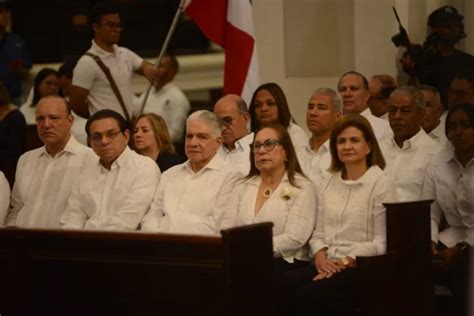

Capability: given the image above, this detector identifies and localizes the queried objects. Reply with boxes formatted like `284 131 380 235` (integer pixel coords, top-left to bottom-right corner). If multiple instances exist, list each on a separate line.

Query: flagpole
138 0 187 116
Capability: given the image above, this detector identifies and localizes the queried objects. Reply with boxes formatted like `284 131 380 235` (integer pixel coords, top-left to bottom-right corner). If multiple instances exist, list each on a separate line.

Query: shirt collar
389 128 426 150
305 138 330 155
235 132 254 152
98 146 132 171
183 151 227 174
445 146 474 167
429 122 444 139
38 134 82 158
90 39 118 58
337 165 383 186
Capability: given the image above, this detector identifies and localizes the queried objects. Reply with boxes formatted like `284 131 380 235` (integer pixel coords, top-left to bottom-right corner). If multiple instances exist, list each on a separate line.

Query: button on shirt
73 40 143 118
141 153 241 235
0 171 10 225
422 147 474 247
60 147 160 231
134 82 190 143
218 132 253 176
6 136 93 228
221 173 317 262
310 166 397 259
297 140 331 188
380 129 442 202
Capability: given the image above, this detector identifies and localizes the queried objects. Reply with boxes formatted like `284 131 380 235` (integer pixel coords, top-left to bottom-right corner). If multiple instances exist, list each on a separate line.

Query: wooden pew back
0 223 274 316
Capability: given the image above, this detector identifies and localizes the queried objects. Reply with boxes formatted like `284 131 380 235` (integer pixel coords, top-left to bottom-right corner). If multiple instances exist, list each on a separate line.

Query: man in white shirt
5 96 93 227
70 2 159 120
337 71 391 141
135 54 190 143
297 88 342 186
380 86 442 202
367 74 397 120
419 85 448 147
214 94 253 175
141 110 240 235
60 109 160 231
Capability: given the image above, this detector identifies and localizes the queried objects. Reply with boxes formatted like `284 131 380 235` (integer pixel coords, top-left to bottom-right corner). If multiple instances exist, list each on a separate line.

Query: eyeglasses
251 139 281 152
90 130 122 143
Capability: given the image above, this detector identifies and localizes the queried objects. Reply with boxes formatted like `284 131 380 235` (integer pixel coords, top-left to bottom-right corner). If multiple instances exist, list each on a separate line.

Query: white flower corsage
281 188 293 201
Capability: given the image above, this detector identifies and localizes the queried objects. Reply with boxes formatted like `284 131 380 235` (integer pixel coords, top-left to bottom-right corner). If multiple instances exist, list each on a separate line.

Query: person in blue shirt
0 0 32 106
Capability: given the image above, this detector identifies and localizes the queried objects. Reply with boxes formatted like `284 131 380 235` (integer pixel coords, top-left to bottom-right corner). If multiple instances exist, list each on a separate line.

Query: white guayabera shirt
6 136 93 228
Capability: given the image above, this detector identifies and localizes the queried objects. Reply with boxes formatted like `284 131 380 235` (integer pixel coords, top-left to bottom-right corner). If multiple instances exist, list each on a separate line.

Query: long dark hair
247 124 305 188
249 82 292 132
31 68 58 107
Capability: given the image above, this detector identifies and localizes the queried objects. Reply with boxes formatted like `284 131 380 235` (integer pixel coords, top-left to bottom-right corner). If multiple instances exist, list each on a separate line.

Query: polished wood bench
0 223 274 316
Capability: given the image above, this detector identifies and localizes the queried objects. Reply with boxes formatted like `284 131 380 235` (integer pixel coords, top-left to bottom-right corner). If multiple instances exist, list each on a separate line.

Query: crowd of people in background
0 1 473 316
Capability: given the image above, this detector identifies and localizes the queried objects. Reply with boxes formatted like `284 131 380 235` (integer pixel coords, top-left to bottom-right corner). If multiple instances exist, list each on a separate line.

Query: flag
185 0 259 105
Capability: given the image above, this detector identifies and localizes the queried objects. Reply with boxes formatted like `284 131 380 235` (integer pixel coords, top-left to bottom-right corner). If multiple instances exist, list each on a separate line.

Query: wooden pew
357 200 434 316
0 223 274 316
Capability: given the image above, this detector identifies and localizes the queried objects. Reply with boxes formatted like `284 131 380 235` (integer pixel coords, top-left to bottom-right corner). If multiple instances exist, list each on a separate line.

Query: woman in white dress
221 124 317 312
292 114 396 315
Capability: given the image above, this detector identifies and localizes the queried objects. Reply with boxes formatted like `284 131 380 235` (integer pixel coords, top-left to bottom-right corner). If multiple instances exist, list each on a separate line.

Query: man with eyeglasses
297 88 342 187
70 2 159 121
141 110 240 235
214 94 253 175
60 109 160 231
5 96 93 227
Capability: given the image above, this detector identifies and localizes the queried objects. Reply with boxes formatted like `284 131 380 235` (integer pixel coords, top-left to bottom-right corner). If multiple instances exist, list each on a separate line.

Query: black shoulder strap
85 52 131 122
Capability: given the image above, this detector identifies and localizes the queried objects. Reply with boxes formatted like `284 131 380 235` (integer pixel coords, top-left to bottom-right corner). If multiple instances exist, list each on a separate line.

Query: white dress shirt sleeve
422 161 442 243
72 56 96 90
309 186 329 256
5 155 25 226
140 175 166 232
273 179 318 258
346 176 395 259
101 163 160 231
200 171 241 235
60 181 89 230
0 172 10 225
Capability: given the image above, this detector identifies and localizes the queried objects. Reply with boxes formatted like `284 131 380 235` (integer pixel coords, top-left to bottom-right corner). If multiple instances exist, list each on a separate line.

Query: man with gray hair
380 86 442 201
419 85 448 146
214 94 253 175
297 88 342 186
141 110 240 235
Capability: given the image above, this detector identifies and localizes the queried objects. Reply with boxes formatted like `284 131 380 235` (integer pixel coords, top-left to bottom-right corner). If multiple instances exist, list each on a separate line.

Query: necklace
263 187 272 198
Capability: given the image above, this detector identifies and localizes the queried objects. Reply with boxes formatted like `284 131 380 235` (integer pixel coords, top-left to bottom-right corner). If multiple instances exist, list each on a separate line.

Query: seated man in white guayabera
297 88 342 187
60 109 160 231
214 94 253 175
141 110 240 235
380 86 442 202
5 96 93 227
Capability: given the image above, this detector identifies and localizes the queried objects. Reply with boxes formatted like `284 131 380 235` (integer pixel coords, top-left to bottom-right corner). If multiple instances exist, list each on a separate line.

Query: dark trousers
288 265 361 316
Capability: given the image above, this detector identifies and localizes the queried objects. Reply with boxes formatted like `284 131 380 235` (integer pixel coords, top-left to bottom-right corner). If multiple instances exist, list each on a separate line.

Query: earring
284 157 288 162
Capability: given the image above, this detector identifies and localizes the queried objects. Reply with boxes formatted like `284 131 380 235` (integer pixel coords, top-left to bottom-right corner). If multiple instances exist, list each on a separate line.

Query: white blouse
422 147 474 247
222 173 317 262
310 166 397 259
